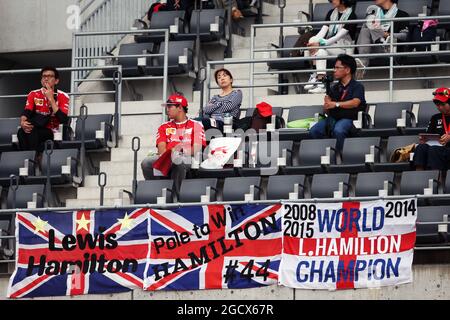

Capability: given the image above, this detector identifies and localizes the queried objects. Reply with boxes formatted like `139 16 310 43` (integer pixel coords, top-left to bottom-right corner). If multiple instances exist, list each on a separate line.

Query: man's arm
157 142 167 155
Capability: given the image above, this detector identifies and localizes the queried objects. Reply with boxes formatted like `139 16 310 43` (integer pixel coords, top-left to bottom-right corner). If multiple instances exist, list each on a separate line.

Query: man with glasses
17 67 69 156
141 93 206 195
414 88 450 170
309 54 366 151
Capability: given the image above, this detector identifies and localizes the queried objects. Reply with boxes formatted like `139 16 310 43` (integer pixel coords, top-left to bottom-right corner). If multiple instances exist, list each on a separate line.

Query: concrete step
76 186 130 200
100 161 137 175
120 135 156 148
110 147 151 162
84 174 143 187
74 100 166 116
120 114 163 135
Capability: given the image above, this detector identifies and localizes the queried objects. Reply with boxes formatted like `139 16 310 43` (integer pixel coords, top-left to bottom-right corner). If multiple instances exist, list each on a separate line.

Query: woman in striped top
198 68 242 131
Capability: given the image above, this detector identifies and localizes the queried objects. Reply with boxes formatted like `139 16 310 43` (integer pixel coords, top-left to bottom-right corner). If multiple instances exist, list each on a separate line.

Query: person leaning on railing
304 0 358 94
414 88 450 171
17 67 69 163
355 0 409 79
196 68 242 131
309 54 366 152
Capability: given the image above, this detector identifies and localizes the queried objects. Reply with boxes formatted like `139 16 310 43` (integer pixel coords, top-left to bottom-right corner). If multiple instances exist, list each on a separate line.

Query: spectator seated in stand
414 88 450 171
17 67 69 162
196 68 242 131
140 94 206 195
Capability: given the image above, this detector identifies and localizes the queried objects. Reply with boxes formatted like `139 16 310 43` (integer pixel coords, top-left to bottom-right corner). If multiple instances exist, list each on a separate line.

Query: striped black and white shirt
203 89 242 122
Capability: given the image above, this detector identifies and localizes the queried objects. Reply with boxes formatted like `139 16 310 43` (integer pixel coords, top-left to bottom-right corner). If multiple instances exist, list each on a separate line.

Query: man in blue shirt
309 54 367 151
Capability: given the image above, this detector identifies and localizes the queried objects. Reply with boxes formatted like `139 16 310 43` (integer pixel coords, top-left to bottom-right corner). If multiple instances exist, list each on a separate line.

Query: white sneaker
355 58 366 80
308 83 326 94
304 73 319 90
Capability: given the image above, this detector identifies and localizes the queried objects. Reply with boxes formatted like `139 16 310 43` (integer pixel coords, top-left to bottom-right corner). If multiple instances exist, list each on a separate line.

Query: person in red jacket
141 93 206 195
18 67 69 154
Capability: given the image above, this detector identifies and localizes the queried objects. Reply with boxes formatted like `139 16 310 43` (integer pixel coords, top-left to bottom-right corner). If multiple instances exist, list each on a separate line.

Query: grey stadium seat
266 175 306 200
222 176 261 201
359 102 413 137
279 105 324 141
174 9 226 43
373 135 419 172
178 178 218 203
311 173 350 198
416 206 450 245
7 184 45 209
355 172 395 197
0 118 20 152
354 1 373 19
267 35 310 71
61 114 114 150
398 0 431 17
329 137 381 173
240 140 294 176
26 149 79 185
0 151 36 186
145 40 195 76
134 10 186 43
134 180 175 204
284 138 337 175
400 170 440 196
405 102 438 135
102 43 154 77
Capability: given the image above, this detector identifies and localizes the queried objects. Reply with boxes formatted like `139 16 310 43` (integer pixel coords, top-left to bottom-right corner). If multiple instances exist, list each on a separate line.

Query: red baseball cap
432 87 450 104
256 102 273 117
162 94 188 107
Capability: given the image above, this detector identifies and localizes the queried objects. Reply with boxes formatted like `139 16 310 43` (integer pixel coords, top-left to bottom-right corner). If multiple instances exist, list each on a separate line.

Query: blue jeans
309 117 354 151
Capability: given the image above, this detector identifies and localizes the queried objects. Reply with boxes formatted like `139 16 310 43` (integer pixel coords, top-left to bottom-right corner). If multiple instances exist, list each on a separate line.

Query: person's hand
419 135 426 144
43 84 55 102
324 95 336 110
307 42 320 48
21 119 34 133
384 31 390 39
440 134 450 145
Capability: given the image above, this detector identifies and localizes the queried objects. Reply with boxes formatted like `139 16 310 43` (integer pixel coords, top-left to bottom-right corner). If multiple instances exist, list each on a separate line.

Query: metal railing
0 65 123 143
71 29 169 122
205 15 450 108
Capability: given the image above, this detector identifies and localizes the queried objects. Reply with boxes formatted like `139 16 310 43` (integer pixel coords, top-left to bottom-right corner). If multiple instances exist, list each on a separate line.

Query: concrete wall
1 264 449 300
0 0 76 53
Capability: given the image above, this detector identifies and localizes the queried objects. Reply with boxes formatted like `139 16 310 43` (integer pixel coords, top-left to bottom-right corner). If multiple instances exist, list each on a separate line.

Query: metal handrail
71 28 169 121
240 14 450 107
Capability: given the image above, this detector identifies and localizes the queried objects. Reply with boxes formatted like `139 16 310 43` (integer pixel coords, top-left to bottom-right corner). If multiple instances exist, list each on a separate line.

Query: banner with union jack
144 204 283 290
7 208 150 298
279 199 417 290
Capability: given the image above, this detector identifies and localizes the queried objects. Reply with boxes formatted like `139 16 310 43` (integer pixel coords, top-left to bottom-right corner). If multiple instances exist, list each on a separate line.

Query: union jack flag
7 208 150 298
144 204 283 290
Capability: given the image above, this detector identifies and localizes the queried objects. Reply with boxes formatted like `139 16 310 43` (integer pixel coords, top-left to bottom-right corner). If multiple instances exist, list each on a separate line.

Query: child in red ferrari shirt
18 67 69 153
141 94 206 195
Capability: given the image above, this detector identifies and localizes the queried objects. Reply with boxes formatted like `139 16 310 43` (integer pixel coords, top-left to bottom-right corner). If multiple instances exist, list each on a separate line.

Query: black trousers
17 127 53 153
414 144 450 170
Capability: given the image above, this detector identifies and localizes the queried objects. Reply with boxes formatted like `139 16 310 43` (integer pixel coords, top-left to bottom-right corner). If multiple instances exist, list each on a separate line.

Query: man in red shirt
141 94 206 195
18 67 70 153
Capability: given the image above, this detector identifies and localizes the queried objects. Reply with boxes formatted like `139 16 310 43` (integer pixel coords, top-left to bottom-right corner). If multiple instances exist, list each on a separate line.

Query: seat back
190 9 226 35
355 1 375 19
438 0 450 15
7 184 45 209
179 178 218 203
385 135 419 161
223 177 261 201
135 180 174 204
151 10 186 30
313 3 333 22
248 140 293 167
417 101 438 128
298 139 337 166
355 172 395 197
287 105 323 123
0 118 20 145
0 151 36 178
400 170 439 195
266 175 305 200
311 173 350 198
417 206 450 244
341 137 381 165
41 149 79 176
75 114 113 141
373 102 413 129
158 40 194 67
118 43 154 68
398 0 430 16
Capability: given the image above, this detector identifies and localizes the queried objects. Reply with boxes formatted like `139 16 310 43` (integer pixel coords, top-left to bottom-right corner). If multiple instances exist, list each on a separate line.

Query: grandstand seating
0 118 20 152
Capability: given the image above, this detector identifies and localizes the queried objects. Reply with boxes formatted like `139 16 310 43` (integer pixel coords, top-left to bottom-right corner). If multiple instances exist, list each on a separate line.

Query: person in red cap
141 93 206 195
414 88 450 170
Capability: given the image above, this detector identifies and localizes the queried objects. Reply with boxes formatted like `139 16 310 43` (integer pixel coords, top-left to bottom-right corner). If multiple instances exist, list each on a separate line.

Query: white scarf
327 7 353 39
376 3 399 32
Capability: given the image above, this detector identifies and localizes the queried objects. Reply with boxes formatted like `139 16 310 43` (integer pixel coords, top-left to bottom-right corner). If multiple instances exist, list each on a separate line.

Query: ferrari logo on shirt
166 128 176 135
34 98 44 106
